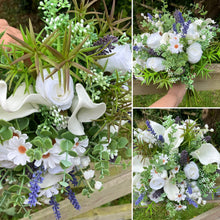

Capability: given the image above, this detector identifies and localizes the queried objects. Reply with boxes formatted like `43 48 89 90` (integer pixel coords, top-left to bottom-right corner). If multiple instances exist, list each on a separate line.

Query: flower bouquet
133 1 220 105
0 0 131 219
133 116 220 217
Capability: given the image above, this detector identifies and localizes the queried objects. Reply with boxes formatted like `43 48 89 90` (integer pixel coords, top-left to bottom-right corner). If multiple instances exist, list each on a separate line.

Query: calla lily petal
68 83 106 135
190 143 220 165
0 80 51 121
133 173 142 191
164 124 184 149
149 120 166 136
133 155 149 173
164 179 179 201
39 172 63 188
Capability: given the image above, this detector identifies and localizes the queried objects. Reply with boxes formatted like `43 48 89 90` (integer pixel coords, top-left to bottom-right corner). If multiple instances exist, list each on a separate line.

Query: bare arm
150 83 186 107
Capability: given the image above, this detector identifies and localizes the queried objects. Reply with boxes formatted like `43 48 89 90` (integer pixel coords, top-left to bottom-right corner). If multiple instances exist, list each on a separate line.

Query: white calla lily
133 155 149 173
39 172 63 188
163 124 184 149
0 80 50 121
133 173 142 191
149 120 166 136
68 83 106 135
190 143 220 166
164 179 179 201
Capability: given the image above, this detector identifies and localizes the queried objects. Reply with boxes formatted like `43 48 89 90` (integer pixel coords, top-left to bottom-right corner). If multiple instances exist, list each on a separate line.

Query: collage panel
133 109 220 219
0 0 132 220
133 0 220 108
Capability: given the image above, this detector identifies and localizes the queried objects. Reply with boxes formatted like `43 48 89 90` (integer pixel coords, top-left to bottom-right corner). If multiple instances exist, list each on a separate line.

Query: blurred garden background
133 0 220 107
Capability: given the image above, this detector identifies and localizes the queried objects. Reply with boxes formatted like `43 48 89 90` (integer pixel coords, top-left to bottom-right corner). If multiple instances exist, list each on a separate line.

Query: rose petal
164 179 179 201
190 143 220 165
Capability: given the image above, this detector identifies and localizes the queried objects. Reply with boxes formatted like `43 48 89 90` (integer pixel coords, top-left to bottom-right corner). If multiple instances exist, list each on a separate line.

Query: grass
133 90 220 107
133 202 219 220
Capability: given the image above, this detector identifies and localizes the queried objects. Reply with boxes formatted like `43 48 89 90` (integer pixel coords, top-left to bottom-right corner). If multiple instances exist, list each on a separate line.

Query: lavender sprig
180 150 188 166
135 193 145 206
186 197 198 208
92 35 118 55
28 169 44 207
66 186 81 210
49 196 61 220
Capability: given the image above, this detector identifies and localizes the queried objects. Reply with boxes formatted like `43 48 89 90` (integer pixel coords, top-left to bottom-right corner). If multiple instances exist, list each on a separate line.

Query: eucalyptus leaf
60 160 72 168
60 139 73 152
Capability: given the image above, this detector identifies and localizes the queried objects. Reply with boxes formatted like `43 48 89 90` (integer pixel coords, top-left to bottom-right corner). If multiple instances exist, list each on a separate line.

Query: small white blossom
95 181 102 190
84 170 95 180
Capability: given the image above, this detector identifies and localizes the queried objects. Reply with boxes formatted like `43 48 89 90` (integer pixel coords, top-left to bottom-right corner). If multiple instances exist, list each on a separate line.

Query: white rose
150 177 165 190
187 42 203 64
97 44 131 74
146 57 165 72
95 181 102 190
83 170 95 180
36 68 74 110
147 32 162 49
184 162 199 180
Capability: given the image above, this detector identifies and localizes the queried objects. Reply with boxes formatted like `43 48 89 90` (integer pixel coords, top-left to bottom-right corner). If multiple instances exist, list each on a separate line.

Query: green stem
80 169 94 192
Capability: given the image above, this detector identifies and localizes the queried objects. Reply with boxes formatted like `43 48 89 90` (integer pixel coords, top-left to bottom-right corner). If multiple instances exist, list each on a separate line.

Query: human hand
0 19 23 45
150 82 186 107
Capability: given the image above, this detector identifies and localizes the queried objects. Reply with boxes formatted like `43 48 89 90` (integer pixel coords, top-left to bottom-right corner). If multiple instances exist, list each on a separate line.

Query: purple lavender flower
187 184 192 194
159 14 162 19
175 116 181 125
186 197 198 208
146 120 157 136
135 193 145 205
204 136 211 142
49 196 61 220
69 170 78 187
173 23 178 34
146 120 164 143
158 135 164 143
66 186 81 210
147 13 153 20
133 45 140 51
174 10 185 26
28 169 44 207
180 150 188 166
182 20 191 37
92 35 118 55
148 48 158 56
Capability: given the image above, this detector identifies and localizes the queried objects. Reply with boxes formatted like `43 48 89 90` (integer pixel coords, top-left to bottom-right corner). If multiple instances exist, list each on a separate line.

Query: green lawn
133 202 218 220
133 90 220 107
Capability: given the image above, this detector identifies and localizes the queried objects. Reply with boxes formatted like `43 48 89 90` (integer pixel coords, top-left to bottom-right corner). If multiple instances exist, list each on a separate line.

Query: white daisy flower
159 154 169 165
171 165 180 174
168 40 183 54
175 204 187 210
175 193 186 202
6 137 32 166
72 137 89 156
9 127 28 140
34 139 65 169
